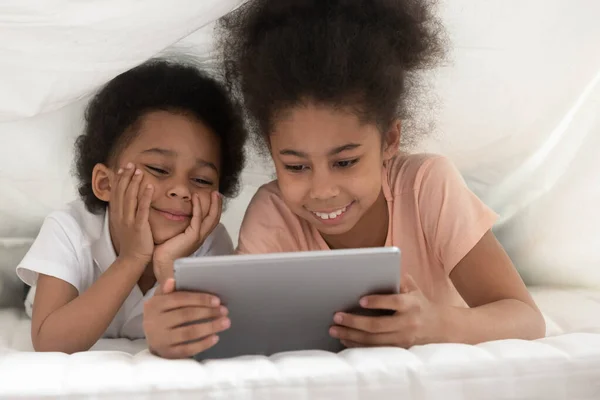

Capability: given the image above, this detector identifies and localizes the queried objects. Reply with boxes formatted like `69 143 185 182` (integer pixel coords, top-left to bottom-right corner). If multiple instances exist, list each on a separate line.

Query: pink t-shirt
237 153 498 307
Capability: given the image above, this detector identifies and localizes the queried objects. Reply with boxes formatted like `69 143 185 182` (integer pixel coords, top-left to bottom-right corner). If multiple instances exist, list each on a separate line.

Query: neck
321 190 389 250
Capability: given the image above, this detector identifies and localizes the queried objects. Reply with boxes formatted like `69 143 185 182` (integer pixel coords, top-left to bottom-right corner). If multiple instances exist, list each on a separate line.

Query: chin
314 223 354 237
306 215 358 237
152 235 169 246
150 223 185 245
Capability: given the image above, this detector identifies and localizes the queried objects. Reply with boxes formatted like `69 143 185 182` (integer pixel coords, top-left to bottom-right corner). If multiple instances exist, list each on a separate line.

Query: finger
171 317 231 346
124 168 143 224
108 166 124 203
198 191 211 221
400 274 420 293
115 162 136 220
154 278 175 296
162 278 175 295
330 326 401 347
160 335 220 360
164 305 228 329
188 193 202 234
333 312 400 334
135 183 153 228
340 339 364 348
117 163 136 217
109 163 128 220
157 291 221 312
359 293 417 313
200 191 222 239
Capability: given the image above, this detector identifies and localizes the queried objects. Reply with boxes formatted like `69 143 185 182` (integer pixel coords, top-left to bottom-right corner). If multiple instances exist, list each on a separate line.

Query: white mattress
1 287 599 400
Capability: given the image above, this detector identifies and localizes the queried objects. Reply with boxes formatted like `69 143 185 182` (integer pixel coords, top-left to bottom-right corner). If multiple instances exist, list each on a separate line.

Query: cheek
277 172 309 207
361 176 383 205
359 163 384 194
341 161 383 204
139 174 161 201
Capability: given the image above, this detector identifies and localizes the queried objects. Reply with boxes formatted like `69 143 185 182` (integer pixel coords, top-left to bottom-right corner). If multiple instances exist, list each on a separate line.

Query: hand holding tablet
174 247 401 360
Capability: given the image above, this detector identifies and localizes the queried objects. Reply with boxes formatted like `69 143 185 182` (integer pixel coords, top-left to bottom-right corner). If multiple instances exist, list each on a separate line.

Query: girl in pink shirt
218 0 545 349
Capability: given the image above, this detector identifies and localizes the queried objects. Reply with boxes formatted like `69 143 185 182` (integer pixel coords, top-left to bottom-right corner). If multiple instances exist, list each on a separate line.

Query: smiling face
269 104 399 241
94 110 221 245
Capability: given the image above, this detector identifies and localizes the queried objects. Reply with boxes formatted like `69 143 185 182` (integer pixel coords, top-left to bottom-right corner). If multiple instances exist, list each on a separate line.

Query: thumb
155 278 175 296
400 274 420 293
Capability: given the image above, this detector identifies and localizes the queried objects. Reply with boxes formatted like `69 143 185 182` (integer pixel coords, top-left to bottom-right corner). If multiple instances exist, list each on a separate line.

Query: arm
421 156 545 342
236 183 301 255
443 229 545 343
330 157 545 347
29 165 155 353
330 233 545 347
143 194 232 359
31 256 147 353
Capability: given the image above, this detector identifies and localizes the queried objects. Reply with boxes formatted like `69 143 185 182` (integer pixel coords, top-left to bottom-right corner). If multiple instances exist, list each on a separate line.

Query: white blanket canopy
1 0 599 297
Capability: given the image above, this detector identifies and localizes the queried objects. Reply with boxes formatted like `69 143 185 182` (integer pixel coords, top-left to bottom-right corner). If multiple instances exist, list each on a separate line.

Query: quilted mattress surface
1 287 599 400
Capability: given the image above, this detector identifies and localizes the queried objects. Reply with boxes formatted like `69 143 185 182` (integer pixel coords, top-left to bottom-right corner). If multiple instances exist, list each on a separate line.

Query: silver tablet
174 247 401 360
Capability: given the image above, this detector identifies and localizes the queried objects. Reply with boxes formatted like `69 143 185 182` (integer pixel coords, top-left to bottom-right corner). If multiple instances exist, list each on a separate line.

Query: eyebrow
279 143 362 158
141 148 218 172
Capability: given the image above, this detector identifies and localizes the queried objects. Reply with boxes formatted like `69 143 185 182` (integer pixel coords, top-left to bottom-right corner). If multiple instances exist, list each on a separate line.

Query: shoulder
41 200 102 246
248 180 286 205
237 180 305 254
242 180 295 223
195 223 234 256
386 152 461 196
16 199 102 288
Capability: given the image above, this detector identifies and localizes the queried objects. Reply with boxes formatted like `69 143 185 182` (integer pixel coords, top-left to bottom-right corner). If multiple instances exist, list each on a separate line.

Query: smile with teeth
312 206 348 220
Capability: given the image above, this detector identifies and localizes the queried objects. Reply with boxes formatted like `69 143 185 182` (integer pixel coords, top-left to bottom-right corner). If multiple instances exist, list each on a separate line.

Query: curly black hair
74 58 247 213
218 0 446 150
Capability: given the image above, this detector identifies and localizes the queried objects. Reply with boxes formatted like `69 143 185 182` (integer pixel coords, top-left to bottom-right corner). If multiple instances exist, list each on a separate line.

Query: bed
1 1 600 399
1 288 600 399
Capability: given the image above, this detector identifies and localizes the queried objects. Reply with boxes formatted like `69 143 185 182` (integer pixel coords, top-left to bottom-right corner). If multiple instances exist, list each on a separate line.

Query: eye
284 164 309 173
334 159 359 168
193 178 214 186
146 165 168 175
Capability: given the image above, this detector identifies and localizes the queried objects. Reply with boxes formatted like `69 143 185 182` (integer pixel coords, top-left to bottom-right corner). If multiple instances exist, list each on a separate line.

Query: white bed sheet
1 287 599 400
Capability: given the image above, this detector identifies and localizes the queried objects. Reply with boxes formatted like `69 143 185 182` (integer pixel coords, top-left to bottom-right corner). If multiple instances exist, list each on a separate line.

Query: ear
91 163 114 203
382 120 401 162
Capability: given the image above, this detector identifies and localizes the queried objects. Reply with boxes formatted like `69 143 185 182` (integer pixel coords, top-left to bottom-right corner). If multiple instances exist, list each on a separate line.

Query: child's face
269 104 399 237
111 111 221 244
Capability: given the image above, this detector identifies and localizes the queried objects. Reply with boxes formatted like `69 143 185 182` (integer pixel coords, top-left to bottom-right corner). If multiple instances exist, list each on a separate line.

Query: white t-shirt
16 199 234 340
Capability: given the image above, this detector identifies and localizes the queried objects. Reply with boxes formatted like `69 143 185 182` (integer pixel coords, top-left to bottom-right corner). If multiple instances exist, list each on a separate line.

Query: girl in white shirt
17 59 246 356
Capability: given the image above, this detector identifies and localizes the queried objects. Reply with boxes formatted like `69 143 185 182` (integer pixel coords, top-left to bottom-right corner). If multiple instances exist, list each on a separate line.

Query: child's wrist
116 254 149 271
152 256 173 269
436 305 466 344
152 257 174 282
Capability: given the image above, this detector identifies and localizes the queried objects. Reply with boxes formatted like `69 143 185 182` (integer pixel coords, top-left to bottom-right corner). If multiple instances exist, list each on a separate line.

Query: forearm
34 257 145 353
441 299 546 345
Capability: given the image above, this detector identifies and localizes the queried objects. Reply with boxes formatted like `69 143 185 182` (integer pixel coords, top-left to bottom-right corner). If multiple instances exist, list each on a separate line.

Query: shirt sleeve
236 183 302 255
15 213 85 293
417 156 499 273
197 223 235 256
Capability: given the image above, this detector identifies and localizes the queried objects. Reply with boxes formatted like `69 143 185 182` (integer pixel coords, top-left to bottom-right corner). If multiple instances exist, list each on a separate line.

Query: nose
167 180 192 201
309 168 339 200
